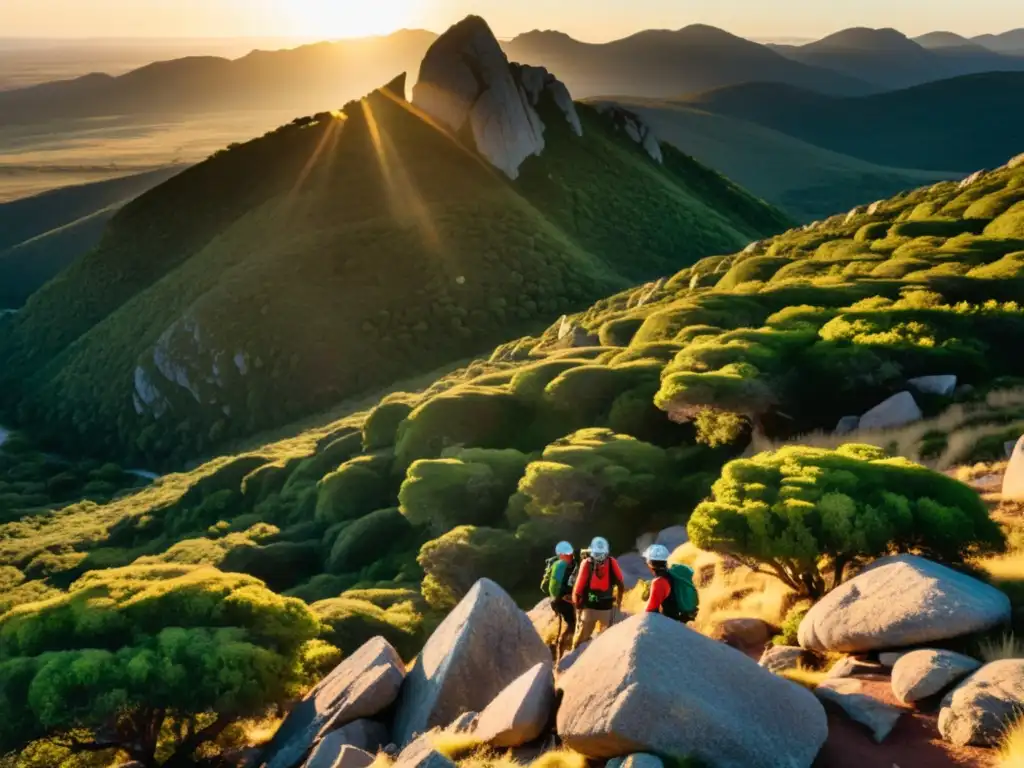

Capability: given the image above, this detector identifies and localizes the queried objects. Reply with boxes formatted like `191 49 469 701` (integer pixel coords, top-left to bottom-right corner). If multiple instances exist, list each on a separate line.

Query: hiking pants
573 607 613 649
551 598 576 657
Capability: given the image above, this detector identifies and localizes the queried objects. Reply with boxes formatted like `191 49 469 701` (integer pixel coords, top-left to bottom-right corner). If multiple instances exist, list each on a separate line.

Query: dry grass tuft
529 749 589 768
431 731 484 761
980 633 1024 664
998 717 1024 767
780 663 829 690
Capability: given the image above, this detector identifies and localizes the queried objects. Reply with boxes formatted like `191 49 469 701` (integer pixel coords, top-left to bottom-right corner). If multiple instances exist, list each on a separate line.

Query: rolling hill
773 27 1024 90
0 167 185 308
588 97 953 222
0 17 789 466
502 25 871 98
680 72 1024 172
973 29 1024 55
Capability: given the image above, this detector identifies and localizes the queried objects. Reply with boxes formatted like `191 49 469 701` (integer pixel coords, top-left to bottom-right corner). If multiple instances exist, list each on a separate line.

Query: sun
285 0 422 39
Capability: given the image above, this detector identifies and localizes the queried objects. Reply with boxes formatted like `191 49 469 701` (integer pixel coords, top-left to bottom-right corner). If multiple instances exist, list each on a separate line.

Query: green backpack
667 563 699 617
540 557 559 594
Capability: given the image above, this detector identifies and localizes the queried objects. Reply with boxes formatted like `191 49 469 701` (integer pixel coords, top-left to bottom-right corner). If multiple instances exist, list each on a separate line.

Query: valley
1 6 1024 768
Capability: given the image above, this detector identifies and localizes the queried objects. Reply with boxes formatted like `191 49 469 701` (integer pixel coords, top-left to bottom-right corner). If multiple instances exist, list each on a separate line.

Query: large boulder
557 614 827 767
303 741 375 768
1003 435 1024 501
815 679 902 743
262 637 405 768
655 525 689 554
858 391 922 430
891 650 981 704
527 598 559 643
475 662 555 747
393 734 458 768
704 617 774 652
798 555 1011 653
617 552 649 590
939 659 1024 746
908 375 957 396
392 578 550 746
411 16 579 180
758 645 807 674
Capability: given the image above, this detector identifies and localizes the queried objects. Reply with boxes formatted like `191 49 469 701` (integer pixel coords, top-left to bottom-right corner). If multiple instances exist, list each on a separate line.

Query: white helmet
644 544 671 563
589 536 610 560
555 541 574 556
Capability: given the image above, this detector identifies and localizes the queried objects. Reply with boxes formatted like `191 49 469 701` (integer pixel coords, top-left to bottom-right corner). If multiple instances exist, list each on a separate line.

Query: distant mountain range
680 71 1024 172
769 27 1024 90
3 24 1023 128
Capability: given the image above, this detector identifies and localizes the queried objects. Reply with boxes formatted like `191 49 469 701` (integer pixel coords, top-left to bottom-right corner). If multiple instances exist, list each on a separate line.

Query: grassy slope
590 97 953 222
4 154 1024 666
0 167 185 308
0 85 788 464
681 72 1024 171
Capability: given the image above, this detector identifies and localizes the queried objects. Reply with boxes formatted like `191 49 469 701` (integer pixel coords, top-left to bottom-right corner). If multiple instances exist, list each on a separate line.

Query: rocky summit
413 15 584 179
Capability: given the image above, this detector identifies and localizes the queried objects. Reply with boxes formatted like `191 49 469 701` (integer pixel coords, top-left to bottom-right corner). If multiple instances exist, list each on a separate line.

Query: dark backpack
667 563 699 618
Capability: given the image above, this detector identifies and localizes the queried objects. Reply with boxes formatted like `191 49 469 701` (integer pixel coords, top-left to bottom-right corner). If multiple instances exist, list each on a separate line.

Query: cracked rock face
595 105 663 164
411 15 581 179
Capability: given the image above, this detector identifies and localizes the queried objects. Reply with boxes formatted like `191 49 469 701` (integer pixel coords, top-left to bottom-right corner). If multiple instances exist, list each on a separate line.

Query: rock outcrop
617 552 649 590
411 16 581 180
815 679 902 743
891 650 981 704
304 742 375 768
595 105 664 164
1003 435 1024 501
262 638 405 768
393 734 458 768
939 659 1024 746
858 391 922 430
475 662 555 747
758 645 807 674
799 555 1011 653
908 374 957 396
392 578 550 746
558 614 827 767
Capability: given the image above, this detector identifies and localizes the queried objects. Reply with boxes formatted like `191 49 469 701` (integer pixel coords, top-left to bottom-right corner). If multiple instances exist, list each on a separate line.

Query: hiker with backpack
571 536 625 649
541 540 577 660
642 543 699 623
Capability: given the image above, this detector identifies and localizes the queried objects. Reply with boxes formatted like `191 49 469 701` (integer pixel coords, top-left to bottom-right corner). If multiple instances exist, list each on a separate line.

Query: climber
572 536 624 649
643 543 699 623
540 540 577 660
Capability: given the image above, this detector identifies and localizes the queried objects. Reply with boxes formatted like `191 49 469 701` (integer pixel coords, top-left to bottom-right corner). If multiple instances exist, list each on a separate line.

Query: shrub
395 387 533 468
0 565 322 763
418 526 529 609
688 444 1005 597
599 316 645 347
509 360 588 399
326 507 413 573
315 457 391 524
313 595 423 658
717 257 793 291
220 540 322 591
854 222 890 242
543 362 661 426
399 448 529 535
986 210 1024 239
363 397 416 450
890 218 987 239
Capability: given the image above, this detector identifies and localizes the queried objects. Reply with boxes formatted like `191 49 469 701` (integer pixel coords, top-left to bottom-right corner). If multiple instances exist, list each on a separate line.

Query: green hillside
681 72 1024 172
589 97 952 222
3 144 1024 764
0 167 184 308
0 77 788 466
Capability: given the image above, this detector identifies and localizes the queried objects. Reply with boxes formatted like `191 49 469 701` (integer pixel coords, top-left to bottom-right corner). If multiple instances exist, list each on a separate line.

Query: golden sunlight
284 0 422 38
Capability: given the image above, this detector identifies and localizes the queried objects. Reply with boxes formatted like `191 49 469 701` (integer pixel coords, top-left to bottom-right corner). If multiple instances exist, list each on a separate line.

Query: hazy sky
1 0 1022 41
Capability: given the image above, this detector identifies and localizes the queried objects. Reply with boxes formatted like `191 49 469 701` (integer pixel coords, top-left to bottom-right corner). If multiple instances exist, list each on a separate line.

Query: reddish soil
812 676 995 768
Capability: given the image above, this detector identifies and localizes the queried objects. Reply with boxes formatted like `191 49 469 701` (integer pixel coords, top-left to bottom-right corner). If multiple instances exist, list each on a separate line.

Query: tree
0 565 323 767
417 526 528 610
688 444 1005 598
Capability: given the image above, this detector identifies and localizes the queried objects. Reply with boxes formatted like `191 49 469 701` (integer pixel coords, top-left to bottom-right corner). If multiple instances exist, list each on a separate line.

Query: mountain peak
913 31 976 49
411 15 583 179
808 27 922 53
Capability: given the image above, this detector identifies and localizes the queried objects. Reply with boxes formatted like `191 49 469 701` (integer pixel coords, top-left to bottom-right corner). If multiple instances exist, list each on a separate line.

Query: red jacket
646 575 672 613
573 557 624 609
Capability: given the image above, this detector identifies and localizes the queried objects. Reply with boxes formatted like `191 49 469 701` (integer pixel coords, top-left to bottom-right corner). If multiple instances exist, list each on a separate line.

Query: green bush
854 221 891 242
599 316 645 347
395 387 533 468
418 525 529 610
0 565 322 763
363 397 416 450
985 210 1024 239
220 540 322 591
313 595 423 658
315 457 391 524
717 256 793 290
399 448 529 535
688 444 1005 598
890 218 988 239
543 361 662 426
326 507 412 573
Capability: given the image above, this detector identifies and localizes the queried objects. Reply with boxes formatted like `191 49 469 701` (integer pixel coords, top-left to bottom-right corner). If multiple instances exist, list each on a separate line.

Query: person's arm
573 559 590 607
548 560 566 600
611 558 625 605
646 576 670 613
